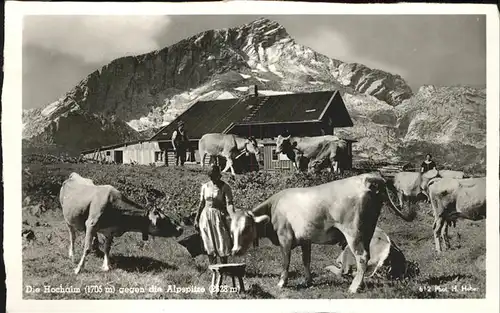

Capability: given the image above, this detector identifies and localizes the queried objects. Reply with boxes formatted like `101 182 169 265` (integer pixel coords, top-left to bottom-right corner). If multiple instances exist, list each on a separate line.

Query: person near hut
194 165 234 265
171 120 189 166
420 153 437 173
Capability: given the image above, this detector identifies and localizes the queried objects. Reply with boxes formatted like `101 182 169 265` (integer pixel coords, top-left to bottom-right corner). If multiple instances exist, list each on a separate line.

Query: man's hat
177 120 185 127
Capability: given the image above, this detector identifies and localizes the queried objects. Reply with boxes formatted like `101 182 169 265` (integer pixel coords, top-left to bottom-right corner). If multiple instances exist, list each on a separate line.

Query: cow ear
254 215 270 224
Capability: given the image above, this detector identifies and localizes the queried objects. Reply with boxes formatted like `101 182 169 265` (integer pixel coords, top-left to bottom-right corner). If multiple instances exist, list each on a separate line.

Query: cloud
23 15 171 63
296 27 409 79
295 27 351 61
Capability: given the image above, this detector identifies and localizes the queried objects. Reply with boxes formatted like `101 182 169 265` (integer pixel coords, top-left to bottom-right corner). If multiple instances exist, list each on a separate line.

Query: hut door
114 151 123 164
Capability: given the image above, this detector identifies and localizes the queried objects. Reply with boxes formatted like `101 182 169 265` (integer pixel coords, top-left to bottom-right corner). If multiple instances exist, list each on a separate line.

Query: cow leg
433 217 446 253
221 156 231 173
441 221 450 250
294 155 303 172
331 159 339 174
74 219 98 274
200 152 206 167
300 242 313 286
278 240 292 288
340 247 352 275
223 157 236 176
66 223 76 263
344 232 371 294
101 235 113 271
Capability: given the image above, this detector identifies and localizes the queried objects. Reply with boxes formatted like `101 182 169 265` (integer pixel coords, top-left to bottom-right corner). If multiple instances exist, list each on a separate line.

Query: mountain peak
242 17 290 40
246 17 286 31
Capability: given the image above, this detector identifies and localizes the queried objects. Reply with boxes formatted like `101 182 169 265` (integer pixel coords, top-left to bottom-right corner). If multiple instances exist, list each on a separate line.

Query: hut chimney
248 85 258 97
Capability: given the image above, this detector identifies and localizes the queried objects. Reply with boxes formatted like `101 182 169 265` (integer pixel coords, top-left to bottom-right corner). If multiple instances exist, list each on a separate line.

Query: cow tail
384 185 417 222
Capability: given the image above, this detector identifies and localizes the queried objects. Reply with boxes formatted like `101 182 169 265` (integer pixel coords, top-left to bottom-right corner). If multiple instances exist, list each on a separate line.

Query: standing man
172 120 189 166
420 153 437 173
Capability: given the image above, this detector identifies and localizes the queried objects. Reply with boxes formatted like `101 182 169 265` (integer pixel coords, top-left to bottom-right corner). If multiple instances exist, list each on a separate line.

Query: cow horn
285 135 291 140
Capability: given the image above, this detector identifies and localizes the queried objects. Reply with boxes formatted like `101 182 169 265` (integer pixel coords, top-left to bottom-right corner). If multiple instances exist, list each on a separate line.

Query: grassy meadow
21 162 486 299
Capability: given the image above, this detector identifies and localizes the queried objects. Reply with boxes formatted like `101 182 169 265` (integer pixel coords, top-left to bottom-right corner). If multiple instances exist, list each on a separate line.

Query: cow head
275 134 292 153
230 210 269 256
145 208 184 239
244 137 261 159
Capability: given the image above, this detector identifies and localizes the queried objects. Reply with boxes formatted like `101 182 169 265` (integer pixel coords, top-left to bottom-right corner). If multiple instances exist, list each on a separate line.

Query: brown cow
60 173 183 274
275 134 348 174
229 172 415 293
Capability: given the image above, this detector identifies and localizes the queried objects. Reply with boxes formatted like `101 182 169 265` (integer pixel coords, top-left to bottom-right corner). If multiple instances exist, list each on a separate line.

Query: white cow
229 172 415 293
275 134 348 174
428 176 486 253
198 133 260 176
60 173 183 274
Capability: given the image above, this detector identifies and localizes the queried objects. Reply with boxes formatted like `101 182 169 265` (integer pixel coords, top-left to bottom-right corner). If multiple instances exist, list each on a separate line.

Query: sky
22 14 486 110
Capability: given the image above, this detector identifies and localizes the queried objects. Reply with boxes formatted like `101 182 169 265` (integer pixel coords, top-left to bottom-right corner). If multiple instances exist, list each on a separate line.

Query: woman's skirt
198 206 232 257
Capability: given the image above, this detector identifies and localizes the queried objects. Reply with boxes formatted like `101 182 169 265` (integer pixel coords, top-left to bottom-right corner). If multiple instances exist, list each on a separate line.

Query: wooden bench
208 263 246 294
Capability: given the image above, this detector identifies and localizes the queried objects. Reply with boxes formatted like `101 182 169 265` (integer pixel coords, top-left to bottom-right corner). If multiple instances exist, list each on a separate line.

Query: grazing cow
387 170 438 209
229 173 415 293
275 134 348 174
199 133 261 176
60 173 183 274
428 176 486 253
325 226 408 280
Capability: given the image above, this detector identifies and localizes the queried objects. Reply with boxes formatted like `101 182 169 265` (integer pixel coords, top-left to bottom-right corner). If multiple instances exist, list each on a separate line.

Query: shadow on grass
111 255 178 273
293 279 338 290
245 284 275 299
245 270 299 279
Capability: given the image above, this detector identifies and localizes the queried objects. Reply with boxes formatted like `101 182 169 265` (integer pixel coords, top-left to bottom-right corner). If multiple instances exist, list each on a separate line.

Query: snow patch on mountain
234 87 249 92
217 91 237 99
259 90 293 96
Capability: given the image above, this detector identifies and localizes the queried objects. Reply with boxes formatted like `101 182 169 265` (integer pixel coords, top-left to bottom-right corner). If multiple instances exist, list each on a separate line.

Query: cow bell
142 233 149 241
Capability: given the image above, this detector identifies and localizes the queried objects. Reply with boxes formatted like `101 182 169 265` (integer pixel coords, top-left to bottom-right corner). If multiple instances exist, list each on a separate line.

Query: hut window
271 149 279 161
155 151 163 162
106 151 111 156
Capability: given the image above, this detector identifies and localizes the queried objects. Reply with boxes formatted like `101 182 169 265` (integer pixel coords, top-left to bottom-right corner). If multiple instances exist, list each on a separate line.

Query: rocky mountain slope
23 18 486 172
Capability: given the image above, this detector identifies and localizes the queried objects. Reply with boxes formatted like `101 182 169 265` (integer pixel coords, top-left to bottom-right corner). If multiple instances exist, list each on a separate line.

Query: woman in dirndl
194 164 234 265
